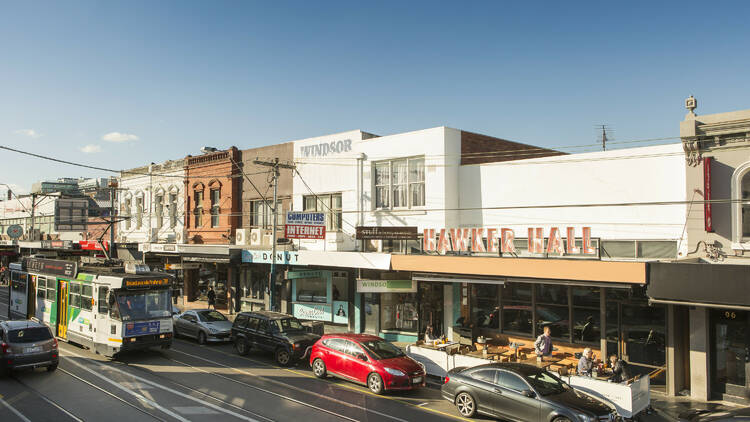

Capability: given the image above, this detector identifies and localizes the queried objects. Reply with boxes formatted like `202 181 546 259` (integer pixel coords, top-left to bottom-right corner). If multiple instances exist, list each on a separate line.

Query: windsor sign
422 226 597 256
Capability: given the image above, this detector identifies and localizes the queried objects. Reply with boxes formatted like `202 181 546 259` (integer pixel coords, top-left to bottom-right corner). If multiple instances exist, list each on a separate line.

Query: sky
1 1 749 195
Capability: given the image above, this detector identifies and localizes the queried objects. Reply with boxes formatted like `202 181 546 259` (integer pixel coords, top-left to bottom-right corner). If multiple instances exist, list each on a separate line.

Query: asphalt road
0 334 489 422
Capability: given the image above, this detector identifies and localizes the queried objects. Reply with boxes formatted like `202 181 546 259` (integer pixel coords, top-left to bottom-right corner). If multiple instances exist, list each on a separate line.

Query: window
46 277 56 301
573 287 600 344
374 157 425 209
472 285 499 329
498 371 530 393
36 279 46 300
258 319 269 332
154 194 164 229
169 193 178 228
210 189 220 227
81 284 93 311
246 317 259 331
98 287 109 313
233 314 249 328
135 197 143 229
536 285 569 340
501 283 533 335
69 282 81 308
249 200 283 228
123 198 132 230
303 193 342 231
194 190 203 228
470 369 498 383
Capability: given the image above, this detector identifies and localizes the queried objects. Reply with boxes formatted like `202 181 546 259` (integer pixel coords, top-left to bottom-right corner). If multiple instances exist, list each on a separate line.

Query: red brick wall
461 131 565 165
184 147 241 244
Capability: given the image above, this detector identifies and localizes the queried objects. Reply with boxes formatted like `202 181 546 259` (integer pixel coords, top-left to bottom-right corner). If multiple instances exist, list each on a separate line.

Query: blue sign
242 250 300 264
293 303 331 322
124 321 160 337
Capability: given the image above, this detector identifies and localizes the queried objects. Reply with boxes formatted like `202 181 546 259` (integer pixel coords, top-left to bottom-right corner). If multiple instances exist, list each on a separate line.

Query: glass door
363 293 379 335
712 310 749 392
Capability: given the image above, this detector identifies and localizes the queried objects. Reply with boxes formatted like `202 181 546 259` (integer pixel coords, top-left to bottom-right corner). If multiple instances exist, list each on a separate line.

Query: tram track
9 371 86 422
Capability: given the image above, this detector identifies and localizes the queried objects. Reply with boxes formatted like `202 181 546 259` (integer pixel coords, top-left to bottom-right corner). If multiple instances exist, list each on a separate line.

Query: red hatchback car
309 333 426 394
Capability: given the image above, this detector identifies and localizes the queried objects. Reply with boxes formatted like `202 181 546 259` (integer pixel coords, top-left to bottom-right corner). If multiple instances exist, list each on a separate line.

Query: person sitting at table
424 324 439 343
609 354 631 383
577 348 595 376
534 326 553 357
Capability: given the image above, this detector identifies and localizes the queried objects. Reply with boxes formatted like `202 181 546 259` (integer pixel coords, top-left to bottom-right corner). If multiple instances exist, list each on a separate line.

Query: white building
118 159 186 244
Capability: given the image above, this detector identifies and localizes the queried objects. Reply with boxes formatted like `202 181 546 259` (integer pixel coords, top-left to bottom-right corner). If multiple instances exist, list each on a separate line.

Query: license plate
412 377 423 384
24 346 42 353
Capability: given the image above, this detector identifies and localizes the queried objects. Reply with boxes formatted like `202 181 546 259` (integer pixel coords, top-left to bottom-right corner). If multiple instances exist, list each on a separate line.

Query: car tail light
1 342 8 355
444 376 450 384
53 338 58 348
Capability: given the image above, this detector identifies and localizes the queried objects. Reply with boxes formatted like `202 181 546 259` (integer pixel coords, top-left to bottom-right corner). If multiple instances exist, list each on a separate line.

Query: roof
239 310 293 320
1 319 47 330
470 362 548 375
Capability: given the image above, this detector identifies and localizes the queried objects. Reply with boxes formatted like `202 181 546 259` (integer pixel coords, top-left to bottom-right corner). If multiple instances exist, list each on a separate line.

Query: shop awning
648 262 750 310
391 255 646 284
297 251 391 270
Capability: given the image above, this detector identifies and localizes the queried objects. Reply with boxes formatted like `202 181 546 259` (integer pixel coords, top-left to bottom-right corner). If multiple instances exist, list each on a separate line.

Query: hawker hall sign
423 227 596 256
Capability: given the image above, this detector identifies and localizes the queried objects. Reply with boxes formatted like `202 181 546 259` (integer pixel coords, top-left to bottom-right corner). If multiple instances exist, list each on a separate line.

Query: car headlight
384 368 406 377
576 413 593 422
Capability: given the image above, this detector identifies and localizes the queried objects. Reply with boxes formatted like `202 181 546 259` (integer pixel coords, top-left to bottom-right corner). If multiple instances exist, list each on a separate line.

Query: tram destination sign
356 226 418 241
26 258 77 277
122 278 171 289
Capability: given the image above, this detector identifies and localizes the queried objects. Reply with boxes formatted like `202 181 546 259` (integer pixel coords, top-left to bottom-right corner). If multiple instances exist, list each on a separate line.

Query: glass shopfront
711 309 749 393
361 280 444 342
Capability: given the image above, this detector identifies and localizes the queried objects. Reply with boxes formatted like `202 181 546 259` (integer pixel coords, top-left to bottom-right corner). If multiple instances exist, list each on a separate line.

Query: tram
11 257 174 357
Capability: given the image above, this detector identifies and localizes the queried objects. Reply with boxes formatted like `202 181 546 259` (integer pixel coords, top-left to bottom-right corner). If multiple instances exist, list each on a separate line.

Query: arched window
154 187 165 229
730 161 750 248
168 185 180 229
122 193 132 231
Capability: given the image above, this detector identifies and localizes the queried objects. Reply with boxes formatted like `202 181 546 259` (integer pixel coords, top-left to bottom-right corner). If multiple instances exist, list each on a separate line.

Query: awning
297 251 391 270
647 262 750 309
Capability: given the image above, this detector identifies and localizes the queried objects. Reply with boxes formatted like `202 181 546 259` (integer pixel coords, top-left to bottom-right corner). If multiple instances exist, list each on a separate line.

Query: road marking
62 349 261 422
0 395 32 422
173 341 473 422
173 406 220 415
60 352 192 422
417 402 429 407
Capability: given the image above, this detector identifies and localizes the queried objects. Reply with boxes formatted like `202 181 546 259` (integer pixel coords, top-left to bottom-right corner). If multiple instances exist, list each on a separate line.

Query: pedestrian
207 286 216 310
577 348 595 376
534 325 554 358
609 354 631 383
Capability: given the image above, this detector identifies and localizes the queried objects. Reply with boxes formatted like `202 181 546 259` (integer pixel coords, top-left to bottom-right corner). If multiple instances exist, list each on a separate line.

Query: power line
294 167 356 231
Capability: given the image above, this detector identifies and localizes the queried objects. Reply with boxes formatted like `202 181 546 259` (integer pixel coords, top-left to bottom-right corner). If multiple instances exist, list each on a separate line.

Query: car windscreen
8 327 52 343
359 339 405 360
197 310 227 322
523 370 569 396
274 318 305 332
116 290 171 321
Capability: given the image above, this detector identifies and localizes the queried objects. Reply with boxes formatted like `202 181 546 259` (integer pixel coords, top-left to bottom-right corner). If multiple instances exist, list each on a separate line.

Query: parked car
231 311 320 366
309 333 426 395
0 320 59 376
441 363 614 421
173 309 233 344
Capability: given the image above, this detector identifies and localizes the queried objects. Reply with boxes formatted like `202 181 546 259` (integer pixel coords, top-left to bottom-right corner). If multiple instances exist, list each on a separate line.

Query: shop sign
293 303 331 322
287 270 324 279
78 240 109 251
298 139 352 158
355 226 418 240
356 279 417 293
242 250 300 264
332 300 348 324
26 258 77 277
285 212 326 239
422 226 597 256
149 243 178 253
41 240 74 249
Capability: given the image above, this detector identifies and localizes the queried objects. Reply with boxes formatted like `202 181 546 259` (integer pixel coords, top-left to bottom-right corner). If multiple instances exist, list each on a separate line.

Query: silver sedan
173 309 233 344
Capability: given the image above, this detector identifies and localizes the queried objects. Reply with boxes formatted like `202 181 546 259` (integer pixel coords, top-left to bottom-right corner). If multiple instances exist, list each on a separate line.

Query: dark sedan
0 320 59 376
441 363 615 421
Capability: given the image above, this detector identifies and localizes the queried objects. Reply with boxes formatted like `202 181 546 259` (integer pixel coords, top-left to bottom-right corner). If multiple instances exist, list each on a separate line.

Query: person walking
207 286 216 310
534 326 554 358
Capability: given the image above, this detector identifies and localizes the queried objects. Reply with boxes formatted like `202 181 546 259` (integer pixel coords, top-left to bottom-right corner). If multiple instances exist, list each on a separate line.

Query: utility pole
252 158 295 312
596 124 611 151
29 193 37 239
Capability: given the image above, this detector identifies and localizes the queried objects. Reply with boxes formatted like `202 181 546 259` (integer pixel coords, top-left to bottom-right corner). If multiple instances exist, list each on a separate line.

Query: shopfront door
57 280 69 339
712 310 750 393
363 293 380 335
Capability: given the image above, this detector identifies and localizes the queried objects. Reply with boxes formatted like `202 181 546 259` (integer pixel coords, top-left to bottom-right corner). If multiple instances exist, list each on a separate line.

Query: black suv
231 311 320 366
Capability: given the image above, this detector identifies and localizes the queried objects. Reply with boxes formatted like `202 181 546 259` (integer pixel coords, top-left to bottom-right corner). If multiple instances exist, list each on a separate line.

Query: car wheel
235 338 250 356
198 331 207 345
47 364 58 372
552 418 572 422
367 373 384 395
275 348 291 366
455 392 477 418
312 358 327 378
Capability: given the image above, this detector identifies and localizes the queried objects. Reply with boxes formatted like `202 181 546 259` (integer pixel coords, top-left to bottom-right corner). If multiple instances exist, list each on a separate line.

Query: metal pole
29 193 36 239
270 158 279 312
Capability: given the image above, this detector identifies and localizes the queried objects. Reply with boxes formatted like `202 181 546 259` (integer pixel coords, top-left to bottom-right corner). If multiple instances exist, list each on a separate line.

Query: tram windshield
115 289 171 321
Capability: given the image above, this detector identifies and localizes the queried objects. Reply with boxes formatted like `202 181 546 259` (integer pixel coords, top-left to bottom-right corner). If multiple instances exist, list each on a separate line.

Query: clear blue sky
1 1 749 194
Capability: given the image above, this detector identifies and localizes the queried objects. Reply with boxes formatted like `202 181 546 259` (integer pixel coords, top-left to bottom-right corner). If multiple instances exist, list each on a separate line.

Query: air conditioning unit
249 228 273 247
235 228 251 246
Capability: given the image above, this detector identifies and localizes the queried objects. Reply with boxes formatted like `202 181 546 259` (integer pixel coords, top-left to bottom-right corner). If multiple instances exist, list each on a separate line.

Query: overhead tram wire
293 167 358 231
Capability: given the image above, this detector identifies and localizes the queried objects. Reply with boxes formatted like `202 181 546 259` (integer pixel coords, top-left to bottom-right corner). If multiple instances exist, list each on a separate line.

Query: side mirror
356 353 368 361
522 389 536 398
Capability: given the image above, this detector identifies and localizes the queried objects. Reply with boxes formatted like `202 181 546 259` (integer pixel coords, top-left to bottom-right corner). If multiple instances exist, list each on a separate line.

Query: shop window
295 277 326 303
169 193 178 228
193 190 203 228
471 284 499 329
636 241 677 259
622 304 666 367
374 157 425 209
501 283 533 335
535 285 569 340
303 193 342 231
154 194 164 229
210 189 220 227
135 196 143 229
380 292 418 332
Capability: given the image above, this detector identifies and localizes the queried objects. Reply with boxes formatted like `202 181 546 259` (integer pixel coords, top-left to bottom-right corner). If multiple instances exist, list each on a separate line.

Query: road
0 335 487 422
